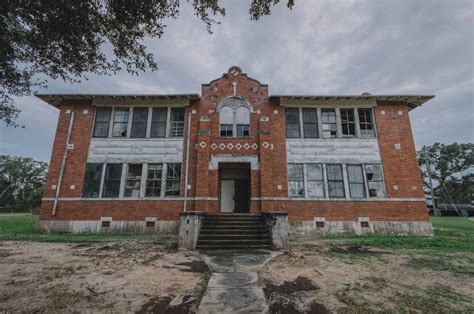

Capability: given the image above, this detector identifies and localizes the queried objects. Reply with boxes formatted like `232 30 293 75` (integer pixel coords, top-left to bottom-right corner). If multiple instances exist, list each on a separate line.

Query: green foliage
418 142 474 204
1 0 293 126
0 155 47 212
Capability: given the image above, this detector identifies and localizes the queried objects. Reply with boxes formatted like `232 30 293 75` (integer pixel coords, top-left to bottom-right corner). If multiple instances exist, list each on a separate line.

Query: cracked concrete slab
198 250 279 314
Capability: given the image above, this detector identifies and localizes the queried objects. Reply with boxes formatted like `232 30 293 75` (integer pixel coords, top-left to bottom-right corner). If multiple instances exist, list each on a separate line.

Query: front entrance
219 163 250 213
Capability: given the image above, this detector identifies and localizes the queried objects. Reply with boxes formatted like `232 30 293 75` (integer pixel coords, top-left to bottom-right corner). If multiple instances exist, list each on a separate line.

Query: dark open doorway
219 163 250 213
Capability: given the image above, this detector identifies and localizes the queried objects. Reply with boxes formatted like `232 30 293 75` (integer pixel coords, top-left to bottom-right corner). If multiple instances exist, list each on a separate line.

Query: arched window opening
218 97 251 137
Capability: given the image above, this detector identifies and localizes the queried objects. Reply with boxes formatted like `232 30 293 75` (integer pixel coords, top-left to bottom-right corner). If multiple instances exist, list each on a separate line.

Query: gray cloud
1 0 472 162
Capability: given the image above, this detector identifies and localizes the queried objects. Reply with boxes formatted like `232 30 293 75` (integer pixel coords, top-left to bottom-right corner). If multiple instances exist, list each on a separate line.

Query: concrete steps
197 214 271 250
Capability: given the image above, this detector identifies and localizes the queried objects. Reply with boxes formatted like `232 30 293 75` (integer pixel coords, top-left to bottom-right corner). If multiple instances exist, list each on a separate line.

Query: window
170 108 185 137
165 163 181 196
340 108 356 137
321 109 337 138
112 108 130 137
302 108 318 138
92 107 111 138
150 108 167 138
237 125 250 137
347 165 366 198
366 164 385 197
146 164 163 197
82 163 103 197
124 164 142 197
327 164 345 198
102 164 122 197
306 164 325 197
285 108 301 138
219 97 250 138
288 164 304 197
130 108 148 138
358 108 375 137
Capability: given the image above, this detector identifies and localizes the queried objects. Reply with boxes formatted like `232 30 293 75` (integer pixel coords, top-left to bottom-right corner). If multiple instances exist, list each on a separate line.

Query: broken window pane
146 164 162 197
124 164 142 197
102 163 122 197
288 164 304 197
112 108 129 137
321 109 337 138
365 164 385 197
165 163 181 196
285 108 301 138
93 107 111 138
358 108 375 137
327 164 345 198
82 163 103 198
150 107 167 138
170 108 185 137
130 107 148 138
341 108 355 137
347 164 366 198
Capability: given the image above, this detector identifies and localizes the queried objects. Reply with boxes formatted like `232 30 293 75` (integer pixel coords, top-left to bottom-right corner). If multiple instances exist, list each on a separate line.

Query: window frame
102 163 123 198
365 164 386 198
358 108 375 138
285 108 301 138
302 108 319 138
130 107 149 138
321 108 338 139
145 163 163 197
123 164 143 197
347 164 366 198
169 107 185 137
111 107 130 138
82 163 103 198
326 164 345 198
287 163 305 197
218 97 251 138
340 108 356 137
92 107 112 138
305 163 325 198
150 107 168 138
165 163 182 197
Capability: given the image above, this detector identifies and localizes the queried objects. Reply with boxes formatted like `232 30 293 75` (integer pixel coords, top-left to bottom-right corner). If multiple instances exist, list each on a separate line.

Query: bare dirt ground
259 240 474 313
0 239 210 313
1 239 473 313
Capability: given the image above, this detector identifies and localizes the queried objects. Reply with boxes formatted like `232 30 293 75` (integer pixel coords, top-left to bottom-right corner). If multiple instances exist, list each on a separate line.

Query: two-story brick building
37 66 434 238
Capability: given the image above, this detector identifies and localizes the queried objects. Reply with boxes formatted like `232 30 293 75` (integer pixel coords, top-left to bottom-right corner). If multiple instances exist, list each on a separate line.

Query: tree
1 0 294 126
0 155 48 212
418 143 474 205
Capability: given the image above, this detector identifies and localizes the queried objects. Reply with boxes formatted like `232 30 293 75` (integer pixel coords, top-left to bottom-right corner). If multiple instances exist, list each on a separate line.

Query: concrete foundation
37 220 179 234
178 211 207 250
262 212 289 250
290 220 434 237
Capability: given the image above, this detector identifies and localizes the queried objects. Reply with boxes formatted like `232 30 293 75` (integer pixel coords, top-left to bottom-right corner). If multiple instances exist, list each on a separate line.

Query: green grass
0 214 167 242
337 217 474 252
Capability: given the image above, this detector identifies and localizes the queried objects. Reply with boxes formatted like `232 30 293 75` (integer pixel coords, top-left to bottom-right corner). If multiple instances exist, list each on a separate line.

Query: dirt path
0 240 209 313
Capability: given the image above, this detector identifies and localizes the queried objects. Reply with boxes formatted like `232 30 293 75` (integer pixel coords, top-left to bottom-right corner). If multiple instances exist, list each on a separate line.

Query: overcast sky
1 0 473 162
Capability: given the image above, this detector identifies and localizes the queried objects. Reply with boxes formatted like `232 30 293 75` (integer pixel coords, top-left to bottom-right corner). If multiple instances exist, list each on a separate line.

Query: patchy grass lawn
0 214 171 243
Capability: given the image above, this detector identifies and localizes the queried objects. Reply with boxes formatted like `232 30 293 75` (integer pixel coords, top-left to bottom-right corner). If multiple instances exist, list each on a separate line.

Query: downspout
183 111 192 212
52 111 75 216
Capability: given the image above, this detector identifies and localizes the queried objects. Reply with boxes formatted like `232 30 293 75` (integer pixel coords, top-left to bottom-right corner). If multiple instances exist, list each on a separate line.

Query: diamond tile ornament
243 143 250 150
219 143 226 150
262 141 270 149
235 143 242 150
199 141 207 148
227 143 234 150
210 143 218 150
251 143 258 149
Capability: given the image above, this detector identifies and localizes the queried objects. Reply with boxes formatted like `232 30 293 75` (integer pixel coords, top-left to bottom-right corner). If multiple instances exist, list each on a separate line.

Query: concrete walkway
198 250 277 313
